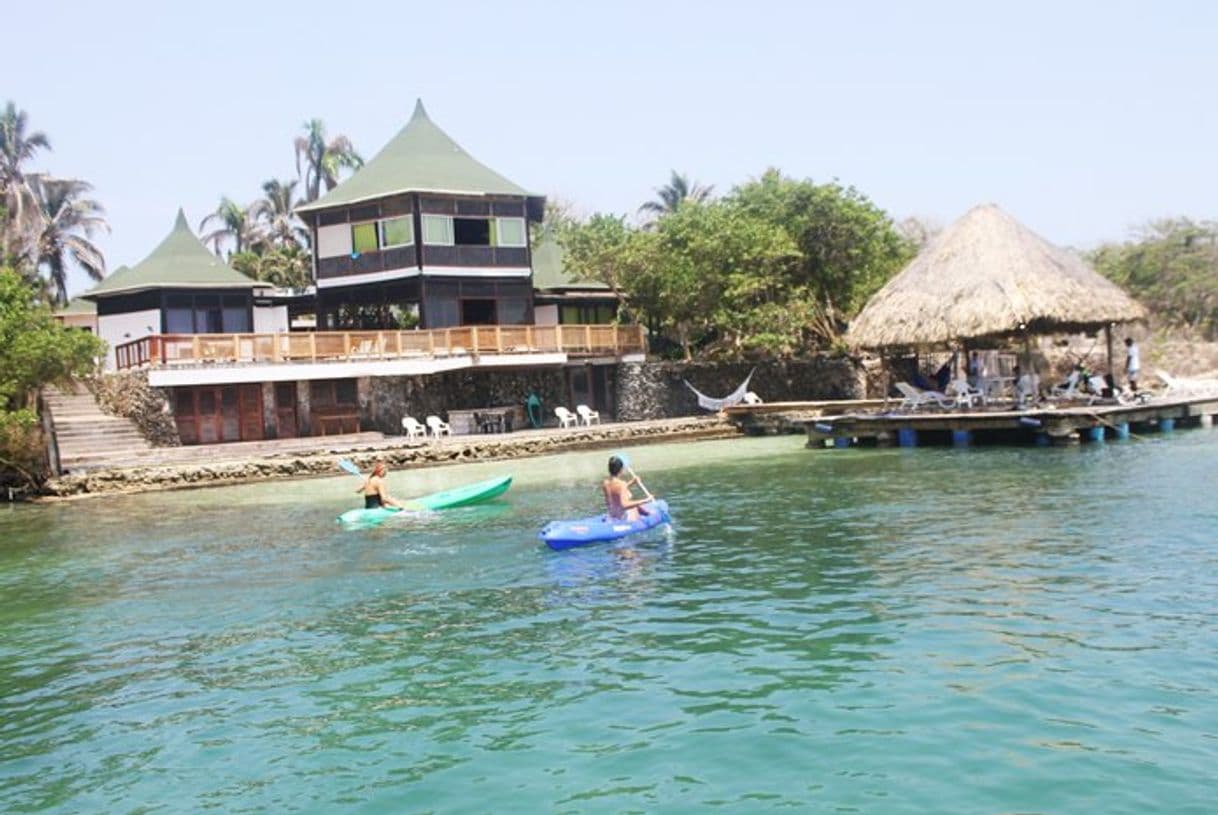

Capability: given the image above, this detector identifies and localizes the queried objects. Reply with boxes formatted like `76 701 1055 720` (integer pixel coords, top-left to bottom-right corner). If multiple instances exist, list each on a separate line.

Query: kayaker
602 456 652 521
357 461 405 510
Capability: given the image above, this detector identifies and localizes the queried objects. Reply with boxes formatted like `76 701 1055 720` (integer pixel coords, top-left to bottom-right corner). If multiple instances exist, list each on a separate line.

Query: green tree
1090 218 1218 337
639 170 714 221
556 213 653 322
294 119 363 203
230 243 311 291
28 175 108 305
199 197 262 256
0 101 51 267
729 169 914 321
253 178 308 249
0 268 104 487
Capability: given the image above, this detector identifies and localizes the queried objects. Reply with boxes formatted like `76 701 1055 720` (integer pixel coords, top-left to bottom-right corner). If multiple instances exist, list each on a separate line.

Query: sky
9 0 1217 297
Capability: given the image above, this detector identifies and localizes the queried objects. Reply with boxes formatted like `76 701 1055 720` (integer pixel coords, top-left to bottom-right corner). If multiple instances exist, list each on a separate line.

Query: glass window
166 307 193 333
222 305 250 333
422 215 453 245
351 222 379 254
453 217 490 246
380 216 414 247
498 297 529 325
495 217 526 247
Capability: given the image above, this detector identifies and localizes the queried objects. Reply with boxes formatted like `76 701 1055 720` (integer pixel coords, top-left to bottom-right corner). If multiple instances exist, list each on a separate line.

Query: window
380 216 414 248
351 222 379 254
495 217 526 247
422 214 454 245
453 217 491 246
461 299 496 325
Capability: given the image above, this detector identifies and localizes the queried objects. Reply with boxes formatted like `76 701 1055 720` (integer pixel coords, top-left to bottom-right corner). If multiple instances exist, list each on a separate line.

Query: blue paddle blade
337 458 363 477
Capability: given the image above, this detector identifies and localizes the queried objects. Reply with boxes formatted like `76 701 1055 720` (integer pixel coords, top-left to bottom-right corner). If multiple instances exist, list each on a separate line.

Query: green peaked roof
84 210 258 299
57 294 100 315
531 233 609 291
297 100 535 214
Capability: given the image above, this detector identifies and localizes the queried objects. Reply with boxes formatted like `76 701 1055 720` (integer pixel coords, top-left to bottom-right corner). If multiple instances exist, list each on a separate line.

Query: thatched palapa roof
846 204 1146 349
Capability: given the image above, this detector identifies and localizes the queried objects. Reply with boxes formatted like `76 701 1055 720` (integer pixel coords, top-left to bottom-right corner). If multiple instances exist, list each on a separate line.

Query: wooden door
275 382 298 439
238 385 263 441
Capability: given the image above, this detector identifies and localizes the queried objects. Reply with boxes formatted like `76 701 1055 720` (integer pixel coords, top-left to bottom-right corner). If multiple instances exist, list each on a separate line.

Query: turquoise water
2 434 1217 813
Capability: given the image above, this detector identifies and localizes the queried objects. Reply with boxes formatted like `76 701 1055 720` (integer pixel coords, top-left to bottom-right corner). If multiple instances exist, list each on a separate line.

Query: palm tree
1 101 52 263
251 178 308 248
639 170 714 220
199 197 262 256
28 175 108 305
294 119 363 203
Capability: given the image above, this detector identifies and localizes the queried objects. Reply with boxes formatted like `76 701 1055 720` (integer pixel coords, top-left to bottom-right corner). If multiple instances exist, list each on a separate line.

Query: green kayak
337 474 513 526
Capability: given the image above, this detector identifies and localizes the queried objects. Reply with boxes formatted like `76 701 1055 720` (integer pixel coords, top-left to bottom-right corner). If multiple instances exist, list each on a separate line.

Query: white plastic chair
743 391 763 405
576 404 600 425
555 406 578 428
425 415 451 438
1049 369 1082 400
402 416 426 441
895 382 955 411
948 379 983 409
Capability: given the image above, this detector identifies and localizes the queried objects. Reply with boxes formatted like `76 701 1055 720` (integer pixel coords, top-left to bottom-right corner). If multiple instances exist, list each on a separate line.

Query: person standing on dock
1125 337 1141 393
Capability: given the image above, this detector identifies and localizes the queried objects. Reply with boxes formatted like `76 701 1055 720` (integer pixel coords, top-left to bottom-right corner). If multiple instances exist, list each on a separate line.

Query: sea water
1 434 1216 813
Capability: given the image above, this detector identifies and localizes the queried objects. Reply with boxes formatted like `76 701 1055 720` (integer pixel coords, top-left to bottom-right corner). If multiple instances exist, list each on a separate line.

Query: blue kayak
539 500 671 550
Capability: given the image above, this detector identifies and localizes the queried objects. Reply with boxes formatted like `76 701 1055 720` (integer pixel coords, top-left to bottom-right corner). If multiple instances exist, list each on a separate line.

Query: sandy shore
43 416 739 500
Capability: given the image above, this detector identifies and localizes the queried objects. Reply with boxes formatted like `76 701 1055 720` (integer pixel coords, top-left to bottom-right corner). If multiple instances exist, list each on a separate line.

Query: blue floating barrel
1113 422 1130 439
1159 418 1175 433
951 429 972 447
1019 416 1043 428
897 428 918 447
1086 426 1105 442
833 436 851 449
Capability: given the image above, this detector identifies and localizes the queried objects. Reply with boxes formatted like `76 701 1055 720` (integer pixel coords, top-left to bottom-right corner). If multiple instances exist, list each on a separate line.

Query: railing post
343 331 351 359
192 335 201 361
585 325 592 352
309 333 317 362
231 334 239 363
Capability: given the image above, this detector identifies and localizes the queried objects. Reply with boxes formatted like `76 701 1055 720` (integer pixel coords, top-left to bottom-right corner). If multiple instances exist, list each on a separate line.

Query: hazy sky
9 0 1217 296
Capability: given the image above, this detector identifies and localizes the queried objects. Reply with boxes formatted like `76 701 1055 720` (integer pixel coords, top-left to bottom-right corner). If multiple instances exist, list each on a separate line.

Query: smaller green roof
297 100 536 214
531 234 610 292
84 210 258 299
57 295 99 316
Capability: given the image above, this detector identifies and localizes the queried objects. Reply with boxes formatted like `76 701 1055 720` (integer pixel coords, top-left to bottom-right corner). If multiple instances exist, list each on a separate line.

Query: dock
725 395 1218 448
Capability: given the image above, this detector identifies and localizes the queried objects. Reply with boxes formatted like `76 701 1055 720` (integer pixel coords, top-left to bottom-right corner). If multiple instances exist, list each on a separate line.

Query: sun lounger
895 381 956 411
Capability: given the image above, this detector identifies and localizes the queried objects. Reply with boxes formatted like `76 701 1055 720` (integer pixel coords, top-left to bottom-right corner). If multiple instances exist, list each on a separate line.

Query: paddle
614 452 654 502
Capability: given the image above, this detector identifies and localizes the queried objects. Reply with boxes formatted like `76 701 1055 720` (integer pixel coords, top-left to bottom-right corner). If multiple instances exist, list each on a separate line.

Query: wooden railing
114 324 646 370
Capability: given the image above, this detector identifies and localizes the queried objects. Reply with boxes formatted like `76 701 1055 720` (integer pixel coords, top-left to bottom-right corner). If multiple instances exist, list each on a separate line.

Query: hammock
684 368 756 411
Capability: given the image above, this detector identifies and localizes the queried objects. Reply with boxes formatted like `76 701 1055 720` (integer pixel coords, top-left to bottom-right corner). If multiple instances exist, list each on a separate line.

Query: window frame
494 216 527 248
350 221 380 255
422 214 455 246
379 216 415 249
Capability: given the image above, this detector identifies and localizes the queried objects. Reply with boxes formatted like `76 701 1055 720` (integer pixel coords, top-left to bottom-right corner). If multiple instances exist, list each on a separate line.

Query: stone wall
367 368 568 435
91 371 180 446
616 357 864 420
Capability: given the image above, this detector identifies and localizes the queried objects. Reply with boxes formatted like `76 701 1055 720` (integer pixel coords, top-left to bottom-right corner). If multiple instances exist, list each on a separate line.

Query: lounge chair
425 414 452 438
402 415 427 441
1015 374 1040 407
743 391 763 405
895 381 956 411
555 406 578 428
576 404 600 425
1049 369 1082 400
948 379 983 409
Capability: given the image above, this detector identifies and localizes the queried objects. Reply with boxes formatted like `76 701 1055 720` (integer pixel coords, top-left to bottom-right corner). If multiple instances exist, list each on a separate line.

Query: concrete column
296 380 312 436
261 382 277 439
357 376 372 431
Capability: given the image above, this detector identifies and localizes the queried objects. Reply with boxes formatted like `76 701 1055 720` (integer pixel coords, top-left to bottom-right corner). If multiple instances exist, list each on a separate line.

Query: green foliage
231 244 311 291
558 169 911 359
729 169 915 317
0 268 105 487
1090 219 1218 338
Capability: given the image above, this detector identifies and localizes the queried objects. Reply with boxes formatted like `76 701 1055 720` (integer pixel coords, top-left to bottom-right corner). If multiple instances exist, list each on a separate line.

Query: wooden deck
114 324 645 370
727 395 1218 447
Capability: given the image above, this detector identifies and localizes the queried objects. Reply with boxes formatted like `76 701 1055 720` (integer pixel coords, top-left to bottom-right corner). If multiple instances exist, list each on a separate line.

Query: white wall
317 223 352 258
253 304 288 333
98 309 161 369
534 304 558 326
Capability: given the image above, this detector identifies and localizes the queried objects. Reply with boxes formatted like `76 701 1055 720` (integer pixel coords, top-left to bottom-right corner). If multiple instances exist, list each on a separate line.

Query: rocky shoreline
42 416 740 500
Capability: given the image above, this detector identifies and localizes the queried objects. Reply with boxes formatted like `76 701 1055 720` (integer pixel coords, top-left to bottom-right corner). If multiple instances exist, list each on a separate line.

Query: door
275 382 298 439
238 385 263 441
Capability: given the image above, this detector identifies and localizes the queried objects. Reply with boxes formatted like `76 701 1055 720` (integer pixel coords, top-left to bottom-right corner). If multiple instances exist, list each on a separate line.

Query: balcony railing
114 324 646 371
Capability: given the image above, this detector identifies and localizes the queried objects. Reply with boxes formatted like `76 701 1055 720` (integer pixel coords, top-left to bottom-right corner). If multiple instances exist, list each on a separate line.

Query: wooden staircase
43 385 155 473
